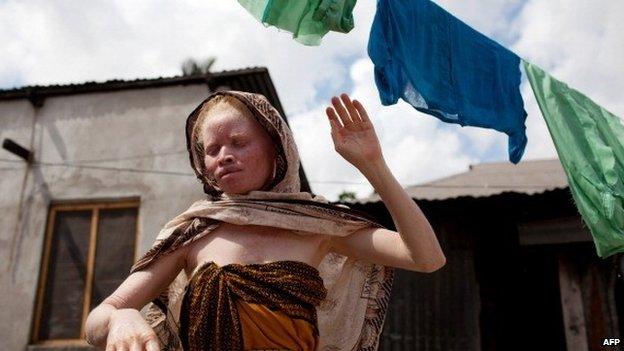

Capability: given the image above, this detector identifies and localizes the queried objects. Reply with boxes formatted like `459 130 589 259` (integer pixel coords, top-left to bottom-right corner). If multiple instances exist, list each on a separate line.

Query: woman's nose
218 152 235 165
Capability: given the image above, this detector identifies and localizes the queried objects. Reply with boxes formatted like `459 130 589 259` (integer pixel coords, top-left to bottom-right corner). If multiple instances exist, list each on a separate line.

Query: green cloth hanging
523 60 624 258
238 0 357 46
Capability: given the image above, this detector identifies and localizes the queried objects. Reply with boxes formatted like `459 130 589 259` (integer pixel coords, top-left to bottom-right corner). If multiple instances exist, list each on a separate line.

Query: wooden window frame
31 198 141 346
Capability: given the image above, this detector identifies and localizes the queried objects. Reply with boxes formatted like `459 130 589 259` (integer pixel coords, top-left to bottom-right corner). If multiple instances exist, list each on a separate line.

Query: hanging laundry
524 60 624 258
238 0 357 46
367 0 528 163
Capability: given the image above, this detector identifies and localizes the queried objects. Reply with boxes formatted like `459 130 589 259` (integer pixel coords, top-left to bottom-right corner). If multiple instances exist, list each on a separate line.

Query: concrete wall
0 83 213 350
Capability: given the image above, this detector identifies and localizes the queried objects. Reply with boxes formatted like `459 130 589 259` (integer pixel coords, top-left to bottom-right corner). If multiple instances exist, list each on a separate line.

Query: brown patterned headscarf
185 91 293 198
130 90 394 350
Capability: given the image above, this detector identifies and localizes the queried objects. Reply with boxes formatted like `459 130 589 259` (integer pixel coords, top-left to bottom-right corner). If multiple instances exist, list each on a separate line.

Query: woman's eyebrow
230 132 247 139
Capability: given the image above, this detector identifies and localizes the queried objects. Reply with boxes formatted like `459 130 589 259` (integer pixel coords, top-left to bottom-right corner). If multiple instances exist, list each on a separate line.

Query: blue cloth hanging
368 0 528 163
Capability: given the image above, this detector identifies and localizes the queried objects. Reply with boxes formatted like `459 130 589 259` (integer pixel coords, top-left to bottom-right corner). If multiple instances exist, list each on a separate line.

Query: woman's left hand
326 93 384 170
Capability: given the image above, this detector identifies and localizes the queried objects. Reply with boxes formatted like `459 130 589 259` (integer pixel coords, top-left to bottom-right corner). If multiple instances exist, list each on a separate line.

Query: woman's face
199 105 277 195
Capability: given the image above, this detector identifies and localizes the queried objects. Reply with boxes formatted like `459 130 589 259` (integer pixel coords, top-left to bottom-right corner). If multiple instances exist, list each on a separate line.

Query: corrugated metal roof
0 67 287 114
0 67 265 96
357 158 568 203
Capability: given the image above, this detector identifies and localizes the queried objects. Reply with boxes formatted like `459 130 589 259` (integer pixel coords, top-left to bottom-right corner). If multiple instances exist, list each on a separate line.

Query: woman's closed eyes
205 137 248 156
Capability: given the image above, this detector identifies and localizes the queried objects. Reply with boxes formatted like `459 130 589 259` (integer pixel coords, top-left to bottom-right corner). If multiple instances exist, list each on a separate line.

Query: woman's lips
219 169 240 179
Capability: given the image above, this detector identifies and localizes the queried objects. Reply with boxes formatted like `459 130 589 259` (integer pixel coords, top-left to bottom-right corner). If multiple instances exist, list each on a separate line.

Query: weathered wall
0 83 212 350
0 98 37 351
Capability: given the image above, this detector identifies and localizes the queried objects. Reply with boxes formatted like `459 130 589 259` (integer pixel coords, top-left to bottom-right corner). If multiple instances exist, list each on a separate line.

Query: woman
85 90 445 351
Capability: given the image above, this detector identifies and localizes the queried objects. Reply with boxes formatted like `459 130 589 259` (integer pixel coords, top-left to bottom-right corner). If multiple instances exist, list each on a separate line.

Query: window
32 200 139 346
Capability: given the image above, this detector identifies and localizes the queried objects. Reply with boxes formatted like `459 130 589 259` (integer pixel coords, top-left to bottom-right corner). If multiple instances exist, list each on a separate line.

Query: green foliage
337 191 357 202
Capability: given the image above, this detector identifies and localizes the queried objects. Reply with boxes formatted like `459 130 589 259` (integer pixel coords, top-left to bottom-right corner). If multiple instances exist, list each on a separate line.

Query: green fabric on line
523 60 624 258
238 0 356 46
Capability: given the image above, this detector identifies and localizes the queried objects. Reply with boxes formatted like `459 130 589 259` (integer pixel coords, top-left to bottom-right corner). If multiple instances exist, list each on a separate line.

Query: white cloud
0 0 379 113
511 0 624 159
290 58 474 200
512 0 624 114
436 0 525 41
518 80 558 160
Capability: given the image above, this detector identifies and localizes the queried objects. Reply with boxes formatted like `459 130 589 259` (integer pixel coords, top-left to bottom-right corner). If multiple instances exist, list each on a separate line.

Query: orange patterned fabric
179 260 326 351
237 300 318 351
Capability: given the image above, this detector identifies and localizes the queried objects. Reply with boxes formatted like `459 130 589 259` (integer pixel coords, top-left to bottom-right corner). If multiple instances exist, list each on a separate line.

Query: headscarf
130 90 394 351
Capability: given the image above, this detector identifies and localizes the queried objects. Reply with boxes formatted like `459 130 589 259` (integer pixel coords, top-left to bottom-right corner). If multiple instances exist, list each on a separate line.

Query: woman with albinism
84 90 446 351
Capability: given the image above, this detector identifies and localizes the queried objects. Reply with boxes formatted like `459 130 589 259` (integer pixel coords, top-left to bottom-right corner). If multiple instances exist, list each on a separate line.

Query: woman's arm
325 94 446 272
85 244 187 349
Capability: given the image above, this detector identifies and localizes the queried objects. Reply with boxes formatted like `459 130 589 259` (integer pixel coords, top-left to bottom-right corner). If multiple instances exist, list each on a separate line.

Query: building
346 159 623 350
0 68 310 350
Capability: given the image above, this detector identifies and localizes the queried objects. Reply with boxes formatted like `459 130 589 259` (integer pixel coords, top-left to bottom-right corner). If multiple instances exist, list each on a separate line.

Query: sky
1 0 622 201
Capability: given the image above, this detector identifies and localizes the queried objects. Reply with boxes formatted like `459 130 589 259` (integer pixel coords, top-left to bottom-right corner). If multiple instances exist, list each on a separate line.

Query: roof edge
0 67 269 103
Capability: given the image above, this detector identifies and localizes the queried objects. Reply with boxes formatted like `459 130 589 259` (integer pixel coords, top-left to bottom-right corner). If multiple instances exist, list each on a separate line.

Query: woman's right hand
85 240 187 349
105 308 160 351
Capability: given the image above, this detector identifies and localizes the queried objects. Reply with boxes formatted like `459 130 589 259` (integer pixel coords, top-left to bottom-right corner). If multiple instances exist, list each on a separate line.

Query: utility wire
1 149 188 165
34 161 194 176
0 159 564 188
0 158 23 163
406 184 560 189
66 149 188 164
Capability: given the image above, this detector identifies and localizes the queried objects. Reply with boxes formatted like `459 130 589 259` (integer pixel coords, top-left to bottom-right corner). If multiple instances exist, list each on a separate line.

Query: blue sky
1 0 622 200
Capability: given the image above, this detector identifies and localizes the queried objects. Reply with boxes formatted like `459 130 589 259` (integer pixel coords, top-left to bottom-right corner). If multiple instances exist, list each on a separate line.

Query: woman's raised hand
105 308 160 351
325 93 384 170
